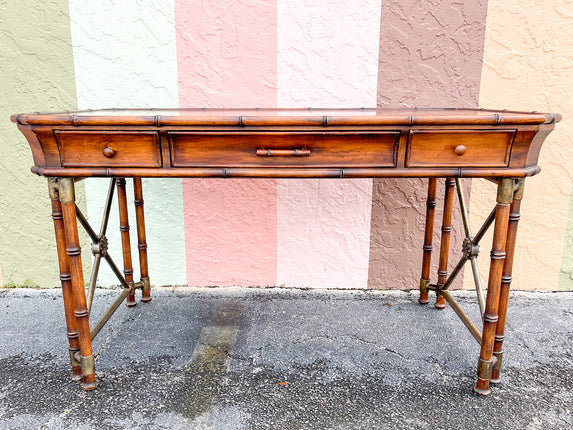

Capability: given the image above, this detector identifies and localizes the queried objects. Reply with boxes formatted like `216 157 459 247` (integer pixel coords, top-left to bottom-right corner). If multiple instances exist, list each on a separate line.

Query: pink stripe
176 0 278 286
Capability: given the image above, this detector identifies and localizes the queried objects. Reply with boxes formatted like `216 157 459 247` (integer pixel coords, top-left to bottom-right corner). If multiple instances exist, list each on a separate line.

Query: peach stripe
176 0 278 286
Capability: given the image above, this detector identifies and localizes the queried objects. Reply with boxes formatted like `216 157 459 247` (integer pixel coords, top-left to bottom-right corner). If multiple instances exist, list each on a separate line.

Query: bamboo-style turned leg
419 178 437 304
133 178 151 302
58 178 97 390
474 178 513 396
491 179 524 384
435 178 455 310
117 178 136 307
48 179 82 382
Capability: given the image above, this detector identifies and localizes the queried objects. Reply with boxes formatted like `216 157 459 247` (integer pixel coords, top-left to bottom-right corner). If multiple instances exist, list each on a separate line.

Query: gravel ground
0 287 571 429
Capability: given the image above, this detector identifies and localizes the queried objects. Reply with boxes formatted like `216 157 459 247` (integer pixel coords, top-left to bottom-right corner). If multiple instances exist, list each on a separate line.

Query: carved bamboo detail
133 178 151 302
117 178 136 307
474 178 513 396
48 179 82 381
491 179 523 384
419 178 437 304
58 178 97 390
435 178 455 309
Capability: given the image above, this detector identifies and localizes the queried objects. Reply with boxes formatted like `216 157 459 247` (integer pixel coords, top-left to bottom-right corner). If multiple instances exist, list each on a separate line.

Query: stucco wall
0 0 90 287
2 0 571 292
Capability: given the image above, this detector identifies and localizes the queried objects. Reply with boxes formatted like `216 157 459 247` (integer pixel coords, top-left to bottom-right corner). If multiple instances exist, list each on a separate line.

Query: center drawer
168 131 400 168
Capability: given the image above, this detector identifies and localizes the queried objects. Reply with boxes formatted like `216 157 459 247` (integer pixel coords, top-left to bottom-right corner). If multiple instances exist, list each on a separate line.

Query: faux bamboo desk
11 108 560 396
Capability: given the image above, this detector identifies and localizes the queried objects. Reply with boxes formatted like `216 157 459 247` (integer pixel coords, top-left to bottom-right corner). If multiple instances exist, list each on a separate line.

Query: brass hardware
90 287 131 340
440 291 482 344
47 178 59 199
256 148 311 157
497 178 514 204
514 178 525 200
80 354 95 376
69 348 81 367
102 147 115 158
454 145 466 156
476 358 493 380
58 178 75 203
419 278 429 294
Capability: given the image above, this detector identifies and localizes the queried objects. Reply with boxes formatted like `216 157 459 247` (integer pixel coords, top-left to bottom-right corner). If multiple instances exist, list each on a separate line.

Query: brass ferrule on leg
48 178 59 200
477 358 493 381
513 178 525 200
497 178 514 205
419 278 429 294
69 348 81 367
58 178 76 203
80 354 95 376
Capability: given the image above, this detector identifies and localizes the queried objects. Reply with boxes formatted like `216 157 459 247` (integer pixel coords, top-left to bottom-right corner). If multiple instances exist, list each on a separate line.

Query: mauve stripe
176 0 278 286
368 0 488 289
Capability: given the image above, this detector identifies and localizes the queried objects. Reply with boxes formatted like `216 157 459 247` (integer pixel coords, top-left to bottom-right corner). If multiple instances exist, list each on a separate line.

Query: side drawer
405 130 515 168
169 132 400 168
55 131 162 167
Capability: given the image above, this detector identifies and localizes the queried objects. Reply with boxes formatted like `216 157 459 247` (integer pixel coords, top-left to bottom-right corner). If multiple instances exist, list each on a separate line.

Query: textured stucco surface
276 0 381 288
0 0 90 286
68 0 187 287
369 0 488 290
470 0 573 291
177 0 278 286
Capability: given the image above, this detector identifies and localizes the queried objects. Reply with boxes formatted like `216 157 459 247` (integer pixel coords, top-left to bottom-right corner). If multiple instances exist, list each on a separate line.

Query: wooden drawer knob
102 147 115 158
454 145 466 156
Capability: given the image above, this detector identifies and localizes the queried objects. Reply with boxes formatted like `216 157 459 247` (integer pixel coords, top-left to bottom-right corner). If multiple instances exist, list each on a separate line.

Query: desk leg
419 178 437 304
117 178 136 307
48 179 82 381
133 178 151 302
491 179 524 384
59 178 97 390
474 178 513 396
435 178 455 309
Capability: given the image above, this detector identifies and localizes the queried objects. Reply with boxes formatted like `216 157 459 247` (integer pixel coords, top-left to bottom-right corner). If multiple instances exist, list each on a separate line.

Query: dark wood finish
58 178 97 390
11 108 560 179
419 178 437 304
55 131 161 168
133 178 151 302
474 179 514 396
117 178 136 307
169 131 399 168
491 181 523 384
435 178 455 309
11 108 560 395
48 179 82 381
406 130 514 167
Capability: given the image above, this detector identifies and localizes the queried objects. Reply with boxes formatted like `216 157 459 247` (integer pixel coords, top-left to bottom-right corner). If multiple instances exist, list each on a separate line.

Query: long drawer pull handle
256 148 311 157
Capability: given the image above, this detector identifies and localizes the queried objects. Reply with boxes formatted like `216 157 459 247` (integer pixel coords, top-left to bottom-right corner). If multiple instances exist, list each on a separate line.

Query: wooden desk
11 108 561 395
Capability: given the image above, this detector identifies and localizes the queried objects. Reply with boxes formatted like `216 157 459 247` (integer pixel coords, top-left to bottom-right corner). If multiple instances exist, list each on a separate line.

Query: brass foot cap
141 297 152 303
434 303 446 310
418 298 430 304
473 386 492 397
489 377 502 385
81 380 98 390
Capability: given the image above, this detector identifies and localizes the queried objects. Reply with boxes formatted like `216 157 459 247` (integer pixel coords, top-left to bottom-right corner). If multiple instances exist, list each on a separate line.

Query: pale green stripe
0 0 90 287
558 181 573 291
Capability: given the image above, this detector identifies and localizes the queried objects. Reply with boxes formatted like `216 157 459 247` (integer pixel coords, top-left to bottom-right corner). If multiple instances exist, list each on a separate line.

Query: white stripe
68 0 186 286
276 0 382 288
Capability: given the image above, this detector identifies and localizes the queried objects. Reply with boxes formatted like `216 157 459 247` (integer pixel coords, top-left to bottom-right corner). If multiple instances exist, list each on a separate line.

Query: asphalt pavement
0 287 571 429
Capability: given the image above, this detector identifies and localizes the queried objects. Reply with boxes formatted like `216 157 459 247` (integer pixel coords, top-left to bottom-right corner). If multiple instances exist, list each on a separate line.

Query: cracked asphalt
0 287 572 429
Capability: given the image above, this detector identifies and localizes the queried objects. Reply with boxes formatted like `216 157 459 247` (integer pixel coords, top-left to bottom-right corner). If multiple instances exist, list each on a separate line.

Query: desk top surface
11 108 561 127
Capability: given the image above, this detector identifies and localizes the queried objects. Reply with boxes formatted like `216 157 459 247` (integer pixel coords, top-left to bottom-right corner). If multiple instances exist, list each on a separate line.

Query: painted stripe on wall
69 0 186 287
0 0 83 287
471 0 573 291
369 0 488 290
276 0 382 288
176 0 278 286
